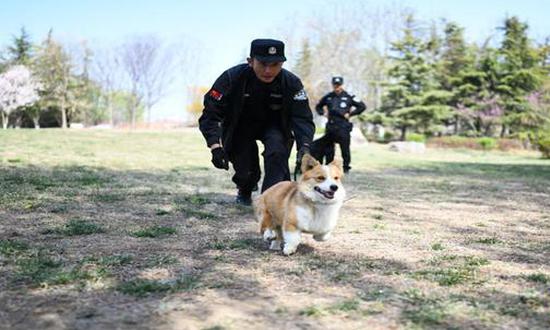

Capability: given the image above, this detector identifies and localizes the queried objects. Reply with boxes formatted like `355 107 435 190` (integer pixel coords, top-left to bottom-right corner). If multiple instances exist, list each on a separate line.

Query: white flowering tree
0 65 40 129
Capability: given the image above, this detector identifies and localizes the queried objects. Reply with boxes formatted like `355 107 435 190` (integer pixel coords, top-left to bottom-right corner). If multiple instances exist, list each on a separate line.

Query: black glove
296 145 310 164
211 147 229 170
294 145 310 179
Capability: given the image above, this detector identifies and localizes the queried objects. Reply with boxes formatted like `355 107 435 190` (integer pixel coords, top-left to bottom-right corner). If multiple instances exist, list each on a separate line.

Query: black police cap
250 39 286 63
332 76 344 85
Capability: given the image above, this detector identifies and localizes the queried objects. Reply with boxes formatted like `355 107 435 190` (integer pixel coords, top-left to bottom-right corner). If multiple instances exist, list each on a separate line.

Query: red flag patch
209 89 223 101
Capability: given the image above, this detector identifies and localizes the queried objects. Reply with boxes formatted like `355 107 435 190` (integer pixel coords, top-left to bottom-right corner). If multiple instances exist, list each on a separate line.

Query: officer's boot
236 188 252 206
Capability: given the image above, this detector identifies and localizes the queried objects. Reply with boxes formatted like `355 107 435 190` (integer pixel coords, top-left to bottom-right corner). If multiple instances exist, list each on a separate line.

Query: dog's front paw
263 228 277 242
282 244 298 256
313 232 332 242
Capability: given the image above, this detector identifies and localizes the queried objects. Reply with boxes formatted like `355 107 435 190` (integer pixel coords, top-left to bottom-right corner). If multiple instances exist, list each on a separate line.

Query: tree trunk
400 126 407 141
61 98 67 129
131 102 136 129
1 112 8 129
500 125 508 138
108 96 114 127
33 116 40 129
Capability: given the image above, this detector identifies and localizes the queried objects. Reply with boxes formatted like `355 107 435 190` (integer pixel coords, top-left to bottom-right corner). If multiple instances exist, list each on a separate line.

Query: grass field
1 128 549 329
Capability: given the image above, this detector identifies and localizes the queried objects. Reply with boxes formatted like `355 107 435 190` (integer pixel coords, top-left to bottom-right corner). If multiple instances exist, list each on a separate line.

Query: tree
437 21 477 134
186 86 208 123
120 35 177 127
377 15 452 139
498 16 542 135
7 27 33 66
0 65 40 129
92 47 123 126
33 31 73 128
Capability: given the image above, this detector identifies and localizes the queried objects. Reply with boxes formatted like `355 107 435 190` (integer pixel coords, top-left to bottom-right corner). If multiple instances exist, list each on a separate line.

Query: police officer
311 76 366 173
199 39 314 205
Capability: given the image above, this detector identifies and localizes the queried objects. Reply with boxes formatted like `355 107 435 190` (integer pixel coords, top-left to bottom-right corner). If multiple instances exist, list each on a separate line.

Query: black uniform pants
311 125 351 171
229 125 291 193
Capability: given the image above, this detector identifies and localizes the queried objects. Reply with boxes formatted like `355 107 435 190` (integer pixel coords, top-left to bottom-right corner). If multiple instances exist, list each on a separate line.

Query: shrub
427 136 479 149
381 131 395 143
536 133 550 158
497 138 524 151
427 136 524 151
406 133 426 143
478 137 496 150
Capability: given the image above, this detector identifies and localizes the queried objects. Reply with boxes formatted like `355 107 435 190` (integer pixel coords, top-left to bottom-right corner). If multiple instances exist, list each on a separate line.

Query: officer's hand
344 113 350 119
211 147 229 170
296 145 311 166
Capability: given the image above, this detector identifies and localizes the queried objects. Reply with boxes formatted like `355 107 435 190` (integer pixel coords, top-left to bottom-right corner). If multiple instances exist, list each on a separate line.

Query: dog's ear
329 157 343 172
301 153 320 174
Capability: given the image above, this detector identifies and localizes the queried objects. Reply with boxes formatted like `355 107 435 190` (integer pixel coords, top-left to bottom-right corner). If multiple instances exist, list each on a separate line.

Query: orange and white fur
255 154 345 255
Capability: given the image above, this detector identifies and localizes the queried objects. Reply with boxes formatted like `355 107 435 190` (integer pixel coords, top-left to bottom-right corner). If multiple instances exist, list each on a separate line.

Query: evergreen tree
7 27 33 66
437 21 474 133
377 15 452 139
498 16 542 135
33 30 73 128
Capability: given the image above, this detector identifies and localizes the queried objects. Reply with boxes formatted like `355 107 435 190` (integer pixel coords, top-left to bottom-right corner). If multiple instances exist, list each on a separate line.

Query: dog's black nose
330 184 338 191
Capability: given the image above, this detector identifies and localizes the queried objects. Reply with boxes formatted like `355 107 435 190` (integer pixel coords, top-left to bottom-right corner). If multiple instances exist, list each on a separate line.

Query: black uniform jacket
315 90 366 128
199 63 314 155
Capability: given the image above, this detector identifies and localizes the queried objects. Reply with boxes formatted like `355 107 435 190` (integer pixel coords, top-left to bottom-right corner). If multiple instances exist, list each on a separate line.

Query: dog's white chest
295 204 341 234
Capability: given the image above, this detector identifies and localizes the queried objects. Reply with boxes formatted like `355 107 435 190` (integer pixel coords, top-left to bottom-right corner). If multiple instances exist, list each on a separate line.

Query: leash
293 162 300 181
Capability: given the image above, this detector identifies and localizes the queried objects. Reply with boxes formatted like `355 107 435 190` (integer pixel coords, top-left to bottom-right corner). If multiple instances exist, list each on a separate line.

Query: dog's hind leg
256 196 272 236
260 211 277 242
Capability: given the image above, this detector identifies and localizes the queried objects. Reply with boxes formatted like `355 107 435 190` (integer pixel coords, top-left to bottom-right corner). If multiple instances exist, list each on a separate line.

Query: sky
1 0 549 122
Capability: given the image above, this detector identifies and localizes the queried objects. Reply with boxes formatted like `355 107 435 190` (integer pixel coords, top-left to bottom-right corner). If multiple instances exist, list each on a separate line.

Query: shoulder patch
352 95 361 102
209 89 223 101
293 89 308 101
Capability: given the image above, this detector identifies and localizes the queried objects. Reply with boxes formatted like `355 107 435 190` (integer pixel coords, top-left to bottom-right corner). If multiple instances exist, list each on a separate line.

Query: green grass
415 255 490 286
117 274 200 297
116 279 172 297
401 289 448 327
298 299 363 318
96 254 134 267
44 219 106 236
431 242 445 251
132 225 177 238
207 238 257 250
15 252 63 284
329 299 361 312
0 239 29 256
299 305 326 317
525 273 549 284
144 254 179 268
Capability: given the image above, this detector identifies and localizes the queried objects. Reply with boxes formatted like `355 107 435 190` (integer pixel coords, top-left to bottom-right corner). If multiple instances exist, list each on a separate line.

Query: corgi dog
254 153 346 255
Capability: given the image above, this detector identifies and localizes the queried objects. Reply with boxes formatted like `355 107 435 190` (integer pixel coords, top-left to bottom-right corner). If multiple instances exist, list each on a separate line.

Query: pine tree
498 16 542 135
7 27 33 66
437 22 474 133
33 30 73 128
378 15 452 139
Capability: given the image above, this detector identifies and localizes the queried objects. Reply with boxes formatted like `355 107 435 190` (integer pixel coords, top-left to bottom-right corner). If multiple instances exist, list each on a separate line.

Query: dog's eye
316 176 325 181
334 176 340 180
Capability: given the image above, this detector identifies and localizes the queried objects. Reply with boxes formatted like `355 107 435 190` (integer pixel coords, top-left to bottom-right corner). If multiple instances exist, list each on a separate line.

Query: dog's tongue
324 191 335 199
315 187 335 199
